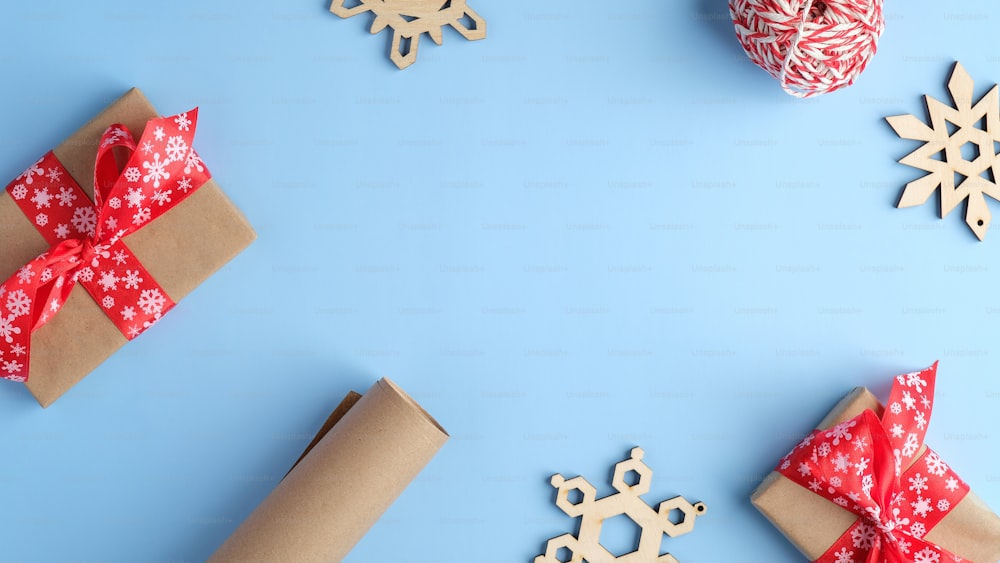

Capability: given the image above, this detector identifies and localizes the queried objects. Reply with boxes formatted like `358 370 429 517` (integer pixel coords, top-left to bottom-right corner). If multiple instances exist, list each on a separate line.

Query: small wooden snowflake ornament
329 0 486 69
535 448 706 563
886 62 1000 240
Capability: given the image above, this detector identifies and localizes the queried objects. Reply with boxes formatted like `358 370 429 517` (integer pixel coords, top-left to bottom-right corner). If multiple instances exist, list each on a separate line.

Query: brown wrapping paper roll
210 378 448 562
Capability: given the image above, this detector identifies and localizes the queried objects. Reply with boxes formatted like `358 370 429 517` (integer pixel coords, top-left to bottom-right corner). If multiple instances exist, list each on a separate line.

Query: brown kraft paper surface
751 387 1000 562
209 378 449 562
0 88 255 407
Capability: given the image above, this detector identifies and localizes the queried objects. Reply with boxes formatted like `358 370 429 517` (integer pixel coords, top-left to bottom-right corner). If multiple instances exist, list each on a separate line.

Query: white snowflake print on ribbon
911 496 934 519
184 150 204 175
56 186 77 207
137 288 166 315
16 266 34 285
0 314 22 343
827 420 856 446
925 453 949 477
123 166 141 183
31 188 52 208
909 473 929 494
913 546 941 563
6 290 31 318
71 206 96 236
126 186 145 208
164 136 188 162
132 207 151 225
122 270 143 290
142 153 170 188
16 159 44 185
834 547 854 563
3 358 24 378
151 189 172 206
174 112 191 131
97 270 119 292
851 522 877 549
902 433 921 457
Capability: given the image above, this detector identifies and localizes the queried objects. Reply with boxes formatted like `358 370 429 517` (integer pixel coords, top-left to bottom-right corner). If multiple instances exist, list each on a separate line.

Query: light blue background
1 1 1000 561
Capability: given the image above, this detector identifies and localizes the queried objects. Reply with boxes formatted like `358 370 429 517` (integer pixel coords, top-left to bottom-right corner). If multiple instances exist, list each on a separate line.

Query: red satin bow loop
777 362 970 562
1 110 210 382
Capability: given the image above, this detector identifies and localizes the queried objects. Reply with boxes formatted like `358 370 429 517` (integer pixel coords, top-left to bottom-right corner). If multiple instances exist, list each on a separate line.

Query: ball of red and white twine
729 0 885 97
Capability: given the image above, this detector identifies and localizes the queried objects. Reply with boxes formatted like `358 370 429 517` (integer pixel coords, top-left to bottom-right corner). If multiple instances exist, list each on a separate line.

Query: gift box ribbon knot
0 109 210 383
777 362 970 562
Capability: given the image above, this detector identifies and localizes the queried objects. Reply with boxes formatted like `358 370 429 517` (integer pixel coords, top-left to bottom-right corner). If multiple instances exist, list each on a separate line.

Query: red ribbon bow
0 110 210 382
778 362 970 562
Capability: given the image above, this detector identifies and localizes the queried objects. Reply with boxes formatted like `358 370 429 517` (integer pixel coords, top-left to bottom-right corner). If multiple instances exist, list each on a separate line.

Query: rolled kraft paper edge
210 378 449 562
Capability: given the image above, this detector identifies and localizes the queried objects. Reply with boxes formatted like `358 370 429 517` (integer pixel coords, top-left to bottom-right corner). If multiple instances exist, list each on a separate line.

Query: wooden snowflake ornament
535 448 706 563
329 0 486 69
886 62 1000 240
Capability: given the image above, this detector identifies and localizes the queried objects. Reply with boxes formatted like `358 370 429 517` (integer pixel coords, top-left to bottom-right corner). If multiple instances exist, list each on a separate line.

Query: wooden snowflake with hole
329 0 486 69
886 62 1000 240
535 448 706 563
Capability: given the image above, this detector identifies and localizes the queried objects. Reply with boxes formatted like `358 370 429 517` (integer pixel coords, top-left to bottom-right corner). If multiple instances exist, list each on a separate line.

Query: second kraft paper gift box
752 362 1000 562
0 88 255 407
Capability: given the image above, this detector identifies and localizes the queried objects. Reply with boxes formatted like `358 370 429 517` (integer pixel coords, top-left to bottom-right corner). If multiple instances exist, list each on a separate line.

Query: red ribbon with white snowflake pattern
778 362 970 562
0 109 210 382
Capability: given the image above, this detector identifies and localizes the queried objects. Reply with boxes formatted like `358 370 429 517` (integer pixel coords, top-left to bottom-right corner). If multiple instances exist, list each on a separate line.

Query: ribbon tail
901 535 963 563
0 242 84 382
0 281 32 382
864 545 884 563
881 363 937 467
98 108 208 243
31 273 77 332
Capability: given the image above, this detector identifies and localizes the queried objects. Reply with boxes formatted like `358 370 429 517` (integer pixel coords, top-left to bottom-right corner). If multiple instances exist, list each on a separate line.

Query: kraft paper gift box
0 88 255 407
752 363 1000 562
